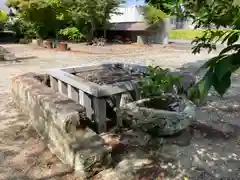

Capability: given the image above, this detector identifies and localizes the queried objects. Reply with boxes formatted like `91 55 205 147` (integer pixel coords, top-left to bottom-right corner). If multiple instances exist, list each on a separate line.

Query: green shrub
5 17 37 39
58 27 85 42
169 29 240 40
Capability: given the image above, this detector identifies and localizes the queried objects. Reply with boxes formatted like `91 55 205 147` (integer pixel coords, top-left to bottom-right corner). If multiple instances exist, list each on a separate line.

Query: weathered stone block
0 46 17 61
11 72 111 178
117 94 196 136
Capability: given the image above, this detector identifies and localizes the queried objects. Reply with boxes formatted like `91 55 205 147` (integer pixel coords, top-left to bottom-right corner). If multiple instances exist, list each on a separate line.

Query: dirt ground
0 43 240 180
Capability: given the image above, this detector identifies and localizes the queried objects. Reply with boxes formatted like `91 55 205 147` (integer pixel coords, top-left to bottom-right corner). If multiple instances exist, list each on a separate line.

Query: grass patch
169 29 204 40
169 29 240 40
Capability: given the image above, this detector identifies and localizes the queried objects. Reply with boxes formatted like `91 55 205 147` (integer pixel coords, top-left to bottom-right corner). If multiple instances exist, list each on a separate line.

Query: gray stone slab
115 94 122 127
93 98 107 133
60 63 147 74
50 76 58 92
67 84 79 102
48 63 147 97
48 69 101 97
61 65 110 73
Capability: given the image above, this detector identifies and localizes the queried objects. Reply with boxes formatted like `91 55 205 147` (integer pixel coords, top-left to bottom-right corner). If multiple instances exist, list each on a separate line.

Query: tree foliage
7 0 63 38
0 10 8 30
61 0 122 41
0 10 8 22
6 0 122 40
143 5 167 25
145 0 185 18
5 15 37 39
145 0 173 14
145 0 186 29
184 0 240 101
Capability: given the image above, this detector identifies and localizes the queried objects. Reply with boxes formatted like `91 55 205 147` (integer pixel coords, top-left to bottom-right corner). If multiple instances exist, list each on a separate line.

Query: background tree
143 5 167 25
145 0 186 28
100 0 123 38
63 0 122 41
6 0 64 38
0 10 8 30
7 0 122 41
144 0 173 14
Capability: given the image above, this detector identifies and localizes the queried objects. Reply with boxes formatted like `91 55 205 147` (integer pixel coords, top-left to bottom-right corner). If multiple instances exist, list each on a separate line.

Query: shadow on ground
96 59 240 180
0 92 77 180
1 57 240 180
15 56 38 61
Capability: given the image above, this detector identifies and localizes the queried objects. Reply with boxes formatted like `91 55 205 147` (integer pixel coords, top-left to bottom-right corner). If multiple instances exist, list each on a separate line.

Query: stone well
46 63 196 133
47 63 147 133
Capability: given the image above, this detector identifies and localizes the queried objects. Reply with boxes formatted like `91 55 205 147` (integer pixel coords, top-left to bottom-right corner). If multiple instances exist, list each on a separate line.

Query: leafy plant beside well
139 66 182 98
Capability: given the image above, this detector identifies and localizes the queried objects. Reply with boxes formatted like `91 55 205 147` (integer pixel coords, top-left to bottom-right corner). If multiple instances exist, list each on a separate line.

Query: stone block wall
11 72 111 178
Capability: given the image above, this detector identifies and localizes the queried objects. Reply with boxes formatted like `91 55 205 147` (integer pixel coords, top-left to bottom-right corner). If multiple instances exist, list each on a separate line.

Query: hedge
169 29 240 40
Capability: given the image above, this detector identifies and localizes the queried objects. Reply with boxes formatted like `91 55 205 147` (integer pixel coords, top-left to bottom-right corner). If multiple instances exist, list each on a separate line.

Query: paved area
1 43 240 180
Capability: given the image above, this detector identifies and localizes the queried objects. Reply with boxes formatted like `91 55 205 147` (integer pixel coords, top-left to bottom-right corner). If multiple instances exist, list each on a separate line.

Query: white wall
110 6 144 23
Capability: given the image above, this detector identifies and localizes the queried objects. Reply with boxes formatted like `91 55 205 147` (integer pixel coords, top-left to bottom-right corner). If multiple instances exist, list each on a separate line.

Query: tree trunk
103 23 107 39
90 22 95 41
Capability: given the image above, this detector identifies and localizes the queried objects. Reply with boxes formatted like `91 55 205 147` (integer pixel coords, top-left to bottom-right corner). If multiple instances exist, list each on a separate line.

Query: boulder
0 46 17 61
117 94 196 136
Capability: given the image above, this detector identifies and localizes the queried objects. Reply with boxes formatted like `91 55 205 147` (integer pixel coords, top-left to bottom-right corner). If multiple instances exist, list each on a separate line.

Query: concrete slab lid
47 63 147 97
50 63 147 73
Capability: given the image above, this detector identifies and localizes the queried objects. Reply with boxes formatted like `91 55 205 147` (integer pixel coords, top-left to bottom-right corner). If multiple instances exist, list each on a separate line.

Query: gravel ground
1 43 240 180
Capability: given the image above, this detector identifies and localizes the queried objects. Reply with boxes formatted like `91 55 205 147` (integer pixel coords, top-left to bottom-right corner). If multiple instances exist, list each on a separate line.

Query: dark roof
109 22 148 31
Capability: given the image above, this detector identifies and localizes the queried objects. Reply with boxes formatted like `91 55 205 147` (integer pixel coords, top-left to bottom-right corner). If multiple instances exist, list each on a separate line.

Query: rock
117 95 196 136
0 46 17 61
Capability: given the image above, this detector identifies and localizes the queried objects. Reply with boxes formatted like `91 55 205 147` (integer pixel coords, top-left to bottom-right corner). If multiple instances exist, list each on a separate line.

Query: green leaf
197 55 226 72
221 31 235 44
198 68 213 98
214 57 232 80
212 71 231 96
220 45 235 55
219 44 240 55
227 32 239 45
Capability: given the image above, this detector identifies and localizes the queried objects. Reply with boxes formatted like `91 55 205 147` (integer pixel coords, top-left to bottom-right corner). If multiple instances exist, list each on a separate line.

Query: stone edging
11 72 111 178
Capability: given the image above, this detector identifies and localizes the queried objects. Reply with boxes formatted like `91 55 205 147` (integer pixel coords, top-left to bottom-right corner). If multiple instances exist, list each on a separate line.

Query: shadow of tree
3 57 240 180
0 92 76 180
15 56 38 62
96 59 240 180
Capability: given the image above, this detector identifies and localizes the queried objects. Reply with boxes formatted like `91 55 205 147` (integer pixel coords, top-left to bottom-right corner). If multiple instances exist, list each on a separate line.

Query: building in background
108 5 170 44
